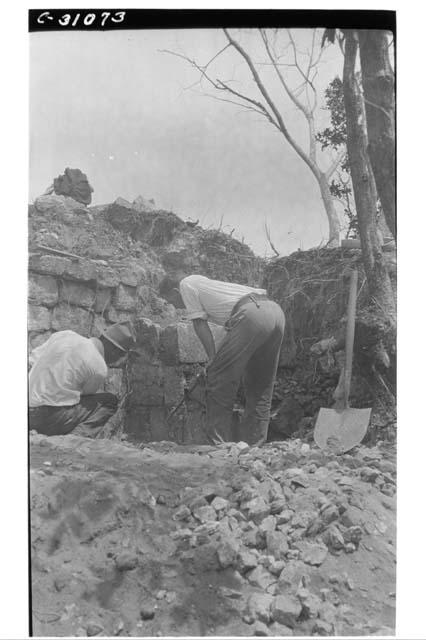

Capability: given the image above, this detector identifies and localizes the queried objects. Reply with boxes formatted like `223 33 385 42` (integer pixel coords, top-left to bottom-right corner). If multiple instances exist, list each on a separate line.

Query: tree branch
161 46 280 129
223 28 318 175
204 93 279 126
260 29 319 163
216 79 280 129
259 29 311 120
264 221 280 256
287 29 318 103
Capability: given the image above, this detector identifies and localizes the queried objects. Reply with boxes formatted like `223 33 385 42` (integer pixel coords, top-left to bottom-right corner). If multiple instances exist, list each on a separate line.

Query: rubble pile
30 433 396 637
171 439 396 636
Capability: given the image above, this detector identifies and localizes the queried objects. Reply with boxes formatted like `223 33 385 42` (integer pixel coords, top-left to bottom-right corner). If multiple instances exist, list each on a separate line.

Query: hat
102 321 137 353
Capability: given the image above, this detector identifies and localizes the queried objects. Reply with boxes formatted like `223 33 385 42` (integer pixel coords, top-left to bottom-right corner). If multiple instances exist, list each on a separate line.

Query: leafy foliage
316 77 357 237
316 77 347 152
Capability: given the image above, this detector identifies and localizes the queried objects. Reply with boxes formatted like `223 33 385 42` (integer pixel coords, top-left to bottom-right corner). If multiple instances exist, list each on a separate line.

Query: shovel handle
343 269 358 407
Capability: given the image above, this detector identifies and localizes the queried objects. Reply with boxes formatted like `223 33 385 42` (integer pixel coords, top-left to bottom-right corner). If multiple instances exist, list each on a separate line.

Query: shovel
314 269 371 453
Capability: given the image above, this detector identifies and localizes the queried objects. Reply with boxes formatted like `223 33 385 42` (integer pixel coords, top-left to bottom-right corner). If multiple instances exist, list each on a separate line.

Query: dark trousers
29 393 118 438
206 298 285 445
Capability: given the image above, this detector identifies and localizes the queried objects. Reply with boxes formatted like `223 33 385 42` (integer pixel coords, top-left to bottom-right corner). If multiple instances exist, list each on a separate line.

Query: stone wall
126 319 226 443
28 193 264 444
28 251 177 348
28 247 226 444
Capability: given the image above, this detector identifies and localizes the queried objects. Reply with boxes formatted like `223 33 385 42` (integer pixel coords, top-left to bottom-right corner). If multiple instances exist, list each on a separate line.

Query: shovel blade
314 407 372 453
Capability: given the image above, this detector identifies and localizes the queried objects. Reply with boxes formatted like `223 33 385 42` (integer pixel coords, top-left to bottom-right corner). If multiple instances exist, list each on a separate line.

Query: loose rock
243 497 271 524
295 542 328 567
247 566 277 590
266 531 289 560
237 549 259 573
271 594 302 628
246 593 274 623
86 622 103 636
115 552 138 571
140 604 156 620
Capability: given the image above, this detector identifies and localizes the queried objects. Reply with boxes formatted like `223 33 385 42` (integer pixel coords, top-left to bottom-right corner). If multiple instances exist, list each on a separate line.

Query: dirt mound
264 247 396 442
30 434 395 637
29 195 264 287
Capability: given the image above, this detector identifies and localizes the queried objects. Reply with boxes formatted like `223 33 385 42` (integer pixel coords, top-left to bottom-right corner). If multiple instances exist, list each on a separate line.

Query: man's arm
192 318 216 361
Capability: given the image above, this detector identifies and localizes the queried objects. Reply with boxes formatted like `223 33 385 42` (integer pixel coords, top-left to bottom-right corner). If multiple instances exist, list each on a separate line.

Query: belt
230 292 269 317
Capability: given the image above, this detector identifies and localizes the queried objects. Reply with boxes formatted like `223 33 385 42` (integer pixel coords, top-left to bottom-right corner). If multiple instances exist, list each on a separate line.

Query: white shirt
29 331 107 407
180 275 267 326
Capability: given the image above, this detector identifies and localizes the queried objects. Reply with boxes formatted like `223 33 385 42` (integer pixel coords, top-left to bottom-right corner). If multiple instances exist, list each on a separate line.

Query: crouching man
159 274 285 445
28 322 137 438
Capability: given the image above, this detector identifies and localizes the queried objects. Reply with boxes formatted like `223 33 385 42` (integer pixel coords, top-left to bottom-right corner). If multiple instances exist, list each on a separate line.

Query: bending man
160 274 285 445
29 322 137 437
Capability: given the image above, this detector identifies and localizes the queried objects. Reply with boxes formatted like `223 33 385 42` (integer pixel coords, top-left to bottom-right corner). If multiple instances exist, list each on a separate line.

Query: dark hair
159 275 181 297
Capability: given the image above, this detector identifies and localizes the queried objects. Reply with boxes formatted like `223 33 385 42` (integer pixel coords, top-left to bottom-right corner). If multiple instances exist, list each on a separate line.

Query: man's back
180 274 266 326
29 331 107 408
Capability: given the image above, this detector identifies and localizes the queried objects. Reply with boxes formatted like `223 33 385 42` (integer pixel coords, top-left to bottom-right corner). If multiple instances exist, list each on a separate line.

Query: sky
30 28 344 256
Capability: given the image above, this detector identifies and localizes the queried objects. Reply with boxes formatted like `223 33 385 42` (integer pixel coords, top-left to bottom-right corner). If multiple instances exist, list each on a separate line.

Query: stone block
137 285 151 305
28 274 58 307
92 315 109 337
178 405 207 445
51 304 92 335
130 365 163 406
134 317 161 358
61 281 96 309
149 407 170 441
118 264 147 287
114 196 133 209
131 361 161 384
29 331 52 350
95 288 112 313
114 284 137 311
160 322 226 365
124 406 151 440
95 265 120 288
28 305 51 331
104 369 126 397
133 195 156 212
163 367 185 407
29 254 71 276
63 259 97 283
106 308 135 324
34 194 86 214
34 194 66 213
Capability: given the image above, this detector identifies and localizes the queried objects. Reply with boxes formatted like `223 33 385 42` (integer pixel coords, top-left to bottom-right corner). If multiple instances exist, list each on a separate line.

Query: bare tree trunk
342 31 395 322
317 171 341 246
357 29 395 239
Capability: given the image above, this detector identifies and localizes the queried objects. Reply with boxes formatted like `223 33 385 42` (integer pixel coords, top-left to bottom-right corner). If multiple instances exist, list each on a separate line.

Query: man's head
99 321 138 367
159 271 186 309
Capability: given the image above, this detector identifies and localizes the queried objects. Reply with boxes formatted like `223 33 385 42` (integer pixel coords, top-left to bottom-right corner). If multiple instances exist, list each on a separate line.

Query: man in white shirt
159 273 285 445
29 321 137 437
